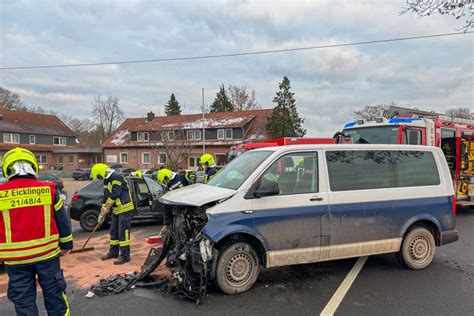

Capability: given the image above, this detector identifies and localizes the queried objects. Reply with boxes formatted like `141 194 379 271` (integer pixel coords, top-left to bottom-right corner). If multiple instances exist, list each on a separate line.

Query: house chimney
147 111 155 122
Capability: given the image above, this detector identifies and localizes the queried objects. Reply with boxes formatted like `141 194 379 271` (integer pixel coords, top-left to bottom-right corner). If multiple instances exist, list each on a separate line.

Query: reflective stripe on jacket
103 173 134 214
0 178 73 264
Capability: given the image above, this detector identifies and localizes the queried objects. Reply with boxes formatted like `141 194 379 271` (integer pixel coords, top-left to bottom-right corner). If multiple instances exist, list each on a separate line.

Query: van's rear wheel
215 242 260 295
398 227 435 269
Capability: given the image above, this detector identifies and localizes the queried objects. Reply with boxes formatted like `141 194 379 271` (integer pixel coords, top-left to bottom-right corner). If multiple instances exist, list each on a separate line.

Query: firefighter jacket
0 177 73 265
103 172 134 214
168 173 189 191
204 165 217 184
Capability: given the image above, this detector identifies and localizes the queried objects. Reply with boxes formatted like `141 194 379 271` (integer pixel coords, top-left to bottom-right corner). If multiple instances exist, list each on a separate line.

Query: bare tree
445 107 473 119
353 102 397 120
401 0 473 31
146 130 193 171
227 85 259 111
91 95 125 142
0 87 23 109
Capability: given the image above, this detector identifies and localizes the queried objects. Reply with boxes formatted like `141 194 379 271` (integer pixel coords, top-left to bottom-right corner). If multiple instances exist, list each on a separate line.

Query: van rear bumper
440 229 459 245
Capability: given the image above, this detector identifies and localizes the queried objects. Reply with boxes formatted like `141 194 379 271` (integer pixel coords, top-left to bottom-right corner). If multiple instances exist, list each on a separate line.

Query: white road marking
320 256 368 316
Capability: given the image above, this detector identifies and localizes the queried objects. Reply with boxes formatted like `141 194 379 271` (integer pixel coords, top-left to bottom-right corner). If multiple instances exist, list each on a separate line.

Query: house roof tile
0 108 77 137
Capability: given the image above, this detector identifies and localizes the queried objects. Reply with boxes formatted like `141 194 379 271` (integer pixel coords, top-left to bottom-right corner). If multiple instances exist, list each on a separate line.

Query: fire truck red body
341 107 474 207
228 137 335 161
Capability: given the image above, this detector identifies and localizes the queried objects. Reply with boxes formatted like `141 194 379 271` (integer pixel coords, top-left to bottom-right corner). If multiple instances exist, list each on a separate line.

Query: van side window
393 151 440 187
261 152 318 195
326 151 395 191
326 150 440 191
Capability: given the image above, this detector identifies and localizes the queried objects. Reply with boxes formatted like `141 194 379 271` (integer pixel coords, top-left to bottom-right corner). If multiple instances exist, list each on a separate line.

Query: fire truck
228 137 335 161
340 106 474 207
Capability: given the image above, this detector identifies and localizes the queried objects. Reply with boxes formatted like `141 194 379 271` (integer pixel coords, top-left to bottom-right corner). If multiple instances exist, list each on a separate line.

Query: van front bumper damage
90 205 216 304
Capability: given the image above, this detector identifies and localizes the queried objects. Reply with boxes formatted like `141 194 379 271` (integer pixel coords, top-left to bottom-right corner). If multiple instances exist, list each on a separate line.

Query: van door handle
310 196 324 201
241 210 254 214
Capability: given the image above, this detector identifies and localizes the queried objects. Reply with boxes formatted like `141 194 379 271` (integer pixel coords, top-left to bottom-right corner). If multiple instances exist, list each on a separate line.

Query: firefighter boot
101 253 119 261
113 256 130 265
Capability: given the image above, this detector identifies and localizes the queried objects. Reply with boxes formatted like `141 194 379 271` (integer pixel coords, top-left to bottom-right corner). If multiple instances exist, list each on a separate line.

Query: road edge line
320 256 368 316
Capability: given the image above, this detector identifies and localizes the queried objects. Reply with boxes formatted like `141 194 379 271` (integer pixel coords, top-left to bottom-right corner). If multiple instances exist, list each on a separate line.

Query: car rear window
79 181 103 194
326 150 440 191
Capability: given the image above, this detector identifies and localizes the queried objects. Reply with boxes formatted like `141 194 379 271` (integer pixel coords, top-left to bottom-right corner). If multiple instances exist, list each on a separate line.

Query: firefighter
91 163 134 265
0 147 72 316
199 153 217 183
157 168 191 227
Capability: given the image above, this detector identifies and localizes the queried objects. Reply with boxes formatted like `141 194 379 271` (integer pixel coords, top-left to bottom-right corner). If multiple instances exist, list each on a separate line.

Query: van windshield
207 150 273 190
343 126 399 144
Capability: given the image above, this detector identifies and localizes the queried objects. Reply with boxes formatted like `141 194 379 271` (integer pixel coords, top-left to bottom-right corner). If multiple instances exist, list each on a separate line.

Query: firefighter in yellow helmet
157 168 193 227
0 148 72 315
131 170 143 178
199 153 217 183
91 163 134 265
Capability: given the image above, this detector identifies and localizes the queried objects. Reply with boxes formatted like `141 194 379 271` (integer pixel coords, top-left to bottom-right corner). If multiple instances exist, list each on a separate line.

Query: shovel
70 221 101 254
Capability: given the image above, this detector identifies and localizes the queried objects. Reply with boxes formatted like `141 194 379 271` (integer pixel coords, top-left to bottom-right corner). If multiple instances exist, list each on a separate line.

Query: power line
1 31 472 70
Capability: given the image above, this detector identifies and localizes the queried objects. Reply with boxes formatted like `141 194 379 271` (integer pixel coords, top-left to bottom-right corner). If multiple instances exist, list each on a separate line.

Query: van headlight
199 237 213 262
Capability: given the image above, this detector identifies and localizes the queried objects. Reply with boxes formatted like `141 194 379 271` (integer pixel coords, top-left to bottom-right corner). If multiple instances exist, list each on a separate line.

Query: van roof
252 144 441 153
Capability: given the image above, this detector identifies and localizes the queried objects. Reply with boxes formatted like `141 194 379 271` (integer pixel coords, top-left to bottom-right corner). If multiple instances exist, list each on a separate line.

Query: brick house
0 108 102 172
102 109 272 170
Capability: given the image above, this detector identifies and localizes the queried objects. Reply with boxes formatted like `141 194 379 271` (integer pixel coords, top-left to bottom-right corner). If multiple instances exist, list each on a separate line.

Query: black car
70 176 166 231
73 168 91 180
38 172 64 192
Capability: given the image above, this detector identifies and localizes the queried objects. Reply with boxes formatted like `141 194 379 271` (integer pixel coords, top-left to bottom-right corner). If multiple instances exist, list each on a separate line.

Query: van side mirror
254 181 280 198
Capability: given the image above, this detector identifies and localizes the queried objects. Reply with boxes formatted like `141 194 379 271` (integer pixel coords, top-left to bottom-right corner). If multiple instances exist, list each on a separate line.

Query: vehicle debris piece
89 205 213 304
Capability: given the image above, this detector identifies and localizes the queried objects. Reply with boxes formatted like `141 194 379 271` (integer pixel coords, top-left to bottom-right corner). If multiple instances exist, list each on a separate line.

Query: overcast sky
0 0 472 136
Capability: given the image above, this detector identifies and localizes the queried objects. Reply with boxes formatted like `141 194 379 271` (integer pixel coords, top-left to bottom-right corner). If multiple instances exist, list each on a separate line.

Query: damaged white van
160 144 458 297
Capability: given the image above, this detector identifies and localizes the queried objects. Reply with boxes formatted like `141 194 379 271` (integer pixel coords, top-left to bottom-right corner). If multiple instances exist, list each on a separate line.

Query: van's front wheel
398 227 435 269
215 242 260 295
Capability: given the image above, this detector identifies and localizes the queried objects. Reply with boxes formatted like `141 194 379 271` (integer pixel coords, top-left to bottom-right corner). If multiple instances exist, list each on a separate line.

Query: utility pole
202 88 205 154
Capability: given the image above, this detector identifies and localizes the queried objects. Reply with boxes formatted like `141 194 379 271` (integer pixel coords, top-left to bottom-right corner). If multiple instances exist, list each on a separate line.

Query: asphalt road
1 207 473 315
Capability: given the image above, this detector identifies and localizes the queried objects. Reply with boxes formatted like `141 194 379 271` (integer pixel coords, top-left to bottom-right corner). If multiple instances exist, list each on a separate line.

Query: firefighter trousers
108 211 132 258
5 256 70 316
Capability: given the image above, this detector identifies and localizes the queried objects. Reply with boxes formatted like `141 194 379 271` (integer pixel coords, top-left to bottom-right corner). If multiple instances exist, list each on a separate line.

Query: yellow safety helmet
132 171 143 178
199 153 215 167
91 163 110 180
157 168 172 184
2 147 39 178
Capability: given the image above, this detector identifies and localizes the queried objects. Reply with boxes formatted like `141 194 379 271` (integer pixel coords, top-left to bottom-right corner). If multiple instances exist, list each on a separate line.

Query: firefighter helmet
157 168 172 184
2 147 39 179
199 153 215 167
91 163 110 180
131 170 143 178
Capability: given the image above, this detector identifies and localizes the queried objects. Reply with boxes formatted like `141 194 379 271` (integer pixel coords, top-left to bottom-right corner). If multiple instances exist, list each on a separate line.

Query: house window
217 129 225 140
225 129 233 139
53 136 66 146
3 133 20 144
158 153 167 165
216 154 227 166
194 130 201 140
168 131 174 141
120 152 128 164
57 155 64 164
187 130 194 140
137 132 149 142
67 155 74 164
36 155 47 165
29 135 36 144
142 152 151 164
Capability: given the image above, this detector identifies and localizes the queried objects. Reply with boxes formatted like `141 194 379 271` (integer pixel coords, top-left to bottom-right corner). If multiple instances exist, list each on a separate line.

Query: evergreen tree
266 76 306 138
209 84 234 112
164 93 182 115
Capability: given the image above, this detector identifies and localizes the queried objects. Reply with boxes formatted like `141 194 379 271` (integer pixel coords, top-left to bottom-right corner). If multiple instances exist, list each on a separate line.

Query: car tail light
72 194 80 202
451 194 456 215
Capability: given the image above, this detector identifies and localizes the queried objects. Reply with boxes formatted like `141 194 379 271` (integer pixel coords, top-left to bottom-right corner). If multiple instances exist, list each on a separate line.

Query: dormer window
137 132 149 141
